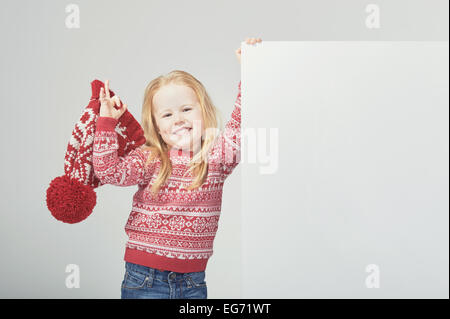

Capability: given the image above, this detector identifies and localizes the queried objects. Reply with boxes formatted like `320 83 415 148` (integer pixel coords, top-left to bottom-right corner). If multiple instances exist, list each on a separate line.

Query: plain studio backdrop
0 0 448 299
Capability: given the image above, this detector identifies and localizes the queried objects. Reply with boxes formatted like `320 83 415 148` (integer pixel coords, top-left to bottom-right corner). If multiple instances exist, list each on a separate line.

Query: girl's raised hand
99 79 128 120
235 37 262 64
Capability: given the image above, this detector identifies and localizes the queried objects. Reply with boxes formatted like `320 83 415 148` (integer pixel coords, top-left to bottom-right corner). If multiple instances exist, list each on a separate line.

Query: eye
163 114 171 118
183 108 192 112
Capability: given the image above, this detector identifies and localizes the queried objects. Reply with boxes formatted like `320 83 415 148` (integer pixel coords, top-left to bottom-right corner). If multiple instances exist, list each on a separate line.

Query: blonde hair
141 70 223 196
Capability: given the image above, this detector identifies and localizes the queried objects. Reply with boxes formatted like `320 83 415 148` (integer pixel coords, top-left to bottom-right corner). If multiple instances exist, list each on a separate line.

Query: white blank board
241 42 449 298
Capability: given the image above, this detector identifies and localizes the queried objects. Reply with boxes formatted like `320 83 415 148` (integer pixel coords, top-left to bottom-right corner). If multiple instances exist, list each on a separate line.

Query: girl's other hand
99 79 128 120
235 37 262 64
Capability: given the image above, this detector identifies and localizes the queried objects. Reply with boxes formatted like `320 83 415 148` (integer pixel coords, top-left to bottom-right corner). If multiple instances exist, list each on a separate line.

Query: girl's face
153 83 204 153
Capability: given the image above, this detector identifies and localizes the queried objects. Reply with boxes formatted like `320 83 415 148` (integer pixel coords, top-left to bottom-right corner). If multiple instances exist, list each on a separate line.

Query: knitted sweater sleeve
93 117 148 186
216 80 241 178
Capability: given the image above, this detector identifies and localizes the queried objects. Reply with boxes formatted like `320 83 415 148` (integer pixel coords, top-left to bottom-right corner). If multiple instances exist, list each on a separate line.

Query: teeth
174 128 191 135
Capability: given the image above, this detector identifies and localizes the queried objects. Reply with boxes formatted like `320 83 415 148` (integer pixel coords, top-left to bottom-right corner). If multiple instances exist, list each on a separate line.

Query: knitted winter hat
46 79 146 224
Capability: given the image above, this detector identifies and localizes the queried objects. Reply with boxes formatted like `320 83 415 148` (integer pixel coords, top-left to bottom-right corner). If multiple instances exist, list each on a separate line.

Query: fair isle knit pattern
64 79 146 189
92 81 241 273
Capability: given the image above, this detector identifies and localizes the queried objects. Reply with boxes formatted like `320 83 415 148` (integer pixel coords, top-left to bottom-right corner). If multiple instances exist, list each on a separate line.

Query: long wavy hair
141 70 223 196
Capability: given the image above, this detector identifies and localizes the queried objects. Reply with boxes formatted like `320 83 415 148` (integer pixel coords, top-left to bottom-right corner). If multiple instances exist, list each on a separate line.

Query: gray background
0 0 448 298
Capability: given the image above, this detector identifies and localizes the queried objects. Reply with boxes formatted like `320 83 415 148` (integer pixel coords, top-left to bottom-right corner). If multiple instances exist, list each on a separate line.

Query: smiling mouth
173 127 192 136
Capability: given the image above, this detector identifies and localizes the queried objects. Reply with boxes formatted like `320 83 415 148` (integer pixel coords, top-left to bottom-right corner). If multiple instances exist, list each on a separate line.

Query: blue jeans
121 261 208 299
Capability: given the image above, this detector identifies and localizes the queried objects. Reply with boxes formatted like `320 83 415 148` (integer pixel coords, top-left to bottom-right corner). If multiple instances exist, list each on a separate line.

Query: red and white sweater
93 81 241 273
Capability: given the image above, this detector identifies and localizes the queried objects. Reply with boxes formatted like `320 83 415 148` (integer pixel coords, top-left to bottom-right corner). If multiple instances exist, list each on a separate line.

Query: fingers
100 79 128 119
112 95 122 108
105 79 110 98
245 37 262 45
237 37 262 64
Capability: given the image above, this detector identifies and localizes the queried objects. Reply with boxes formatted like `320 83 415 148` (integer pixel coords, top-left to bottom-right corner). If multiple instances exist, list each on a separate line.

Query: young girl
93 37 262 299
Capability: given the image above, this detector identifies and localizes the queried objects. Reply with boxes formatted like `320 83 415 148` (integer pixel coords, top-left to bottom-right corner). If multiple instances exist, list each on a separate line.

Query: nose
173 113 185 126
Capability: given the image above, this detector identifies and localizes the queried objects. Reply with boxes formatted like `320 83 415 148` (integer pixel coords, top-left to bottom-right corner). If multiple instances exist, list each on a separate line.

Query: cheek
157 122 171 135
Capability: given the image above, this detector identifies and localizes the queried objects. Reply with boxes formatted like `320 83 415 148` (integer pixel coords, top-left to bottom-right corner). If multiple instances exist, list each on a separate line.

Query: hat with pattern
46 79 146 224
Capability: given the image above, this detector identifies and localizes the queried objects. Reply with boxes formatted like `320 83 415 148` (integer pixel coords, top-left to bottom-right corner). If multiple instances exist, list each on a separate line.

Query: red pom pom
46 175 97 224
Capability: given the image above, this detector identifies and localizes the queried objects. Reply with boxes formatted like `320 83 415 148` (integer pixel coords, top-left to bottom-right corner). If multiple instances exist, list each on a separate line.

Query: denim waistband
125 261 203 283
